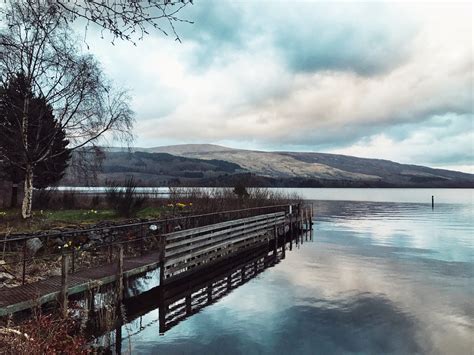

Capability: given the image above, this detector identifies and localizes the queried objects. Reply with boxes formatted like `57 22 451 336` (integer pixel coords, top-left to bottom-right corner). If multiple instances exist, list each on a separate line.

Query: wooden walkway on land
0 205 312 317
0 252 160 317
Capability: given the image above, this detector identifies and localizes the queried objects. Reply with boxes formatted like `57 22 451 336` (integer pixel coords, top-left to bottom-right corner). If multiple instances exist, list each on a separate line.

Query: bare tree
8 0 193 44
0 1 134 218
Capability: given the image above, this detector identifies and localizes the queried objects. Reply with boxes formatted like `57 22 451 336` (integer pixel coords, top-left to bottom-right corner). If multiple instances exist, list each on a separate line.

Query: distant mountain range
63 144 474 187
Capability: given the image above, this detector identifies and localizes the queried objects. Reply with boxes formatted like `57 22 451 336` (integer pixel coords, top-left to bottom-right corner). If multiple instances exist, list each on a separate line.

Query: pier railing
0 204 300 287
0 203 314 317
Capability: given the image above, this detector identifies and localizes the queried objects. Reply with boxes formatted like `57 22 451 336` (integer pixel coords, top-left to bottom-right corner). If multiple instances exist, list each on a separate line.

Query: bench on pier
161 211 286 282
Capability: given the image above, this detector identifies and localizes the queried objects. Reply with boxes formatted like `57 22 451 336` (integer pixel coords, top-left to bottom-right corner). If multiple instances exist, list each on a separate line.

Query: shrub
0 312 90 354
89 194 101 209
32 188 55 210
105 177 146 217
61 190 77 209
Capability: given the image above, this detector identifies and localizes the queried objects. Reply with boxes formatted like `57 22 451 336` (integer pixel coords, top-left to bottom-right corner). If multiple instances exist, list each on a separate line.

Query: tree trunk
21 165 33 219
10 183 18 208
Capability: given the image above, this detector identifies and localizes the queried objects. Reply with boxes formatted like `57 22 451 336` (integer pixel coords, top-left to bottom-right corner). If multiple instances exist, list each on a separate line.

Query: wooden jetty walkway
0 204 313 317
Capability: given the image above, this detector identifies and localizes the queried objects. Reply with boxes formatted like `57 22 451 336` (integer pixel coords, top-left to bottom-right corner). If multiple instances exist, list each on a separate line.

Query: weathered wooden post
158 302 166 335
207 284 212 303
432 196 434 209
289 214 293 251
71 245 76 273
22 239 27 285
159 234 166 285
60 252 69 317
88 288 96 315
185 295 192 315
113 245 124 310
115 325 122 354
274 225 278 256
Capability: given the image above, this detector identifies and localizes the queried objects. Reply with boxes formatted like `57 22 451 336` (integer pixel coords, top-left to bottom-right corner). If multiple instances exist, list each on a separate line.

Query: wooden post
71 247 76 273
289 216 293 251
282 226 286 258
22 239 27 285
432 196 434 209
290 215 293 237
116 245 124 304
60 253 69 317
306 208 310 240
115 325 122 354
159 235 166 285
274 226 278 256
207 284 212 303
107 244 112 263
88 288 96 315
158 300 166 335
185 295 192 315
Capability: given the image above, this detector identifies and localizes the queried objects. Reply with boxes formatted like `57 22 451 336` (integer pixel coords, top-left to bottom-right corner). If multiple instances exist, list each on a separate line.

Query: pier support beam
60 253 69 318
273 226 278 256
116 245 124 304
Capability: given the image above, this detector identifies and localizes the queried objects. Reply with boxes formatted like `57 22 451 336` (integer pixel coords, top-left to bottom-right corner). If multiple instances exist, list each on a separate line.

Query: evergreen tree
0 73 71 207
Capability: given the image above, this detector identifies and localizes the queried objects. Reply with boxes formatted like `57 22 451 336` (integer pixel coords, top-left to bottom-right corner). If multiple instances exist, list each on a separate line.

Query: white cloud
83 1 473 171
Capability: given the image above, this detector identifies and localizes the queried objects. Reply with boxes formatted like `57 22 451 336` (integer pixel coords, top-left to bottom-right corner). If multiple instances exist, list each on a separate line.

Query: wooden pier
0 204 313 318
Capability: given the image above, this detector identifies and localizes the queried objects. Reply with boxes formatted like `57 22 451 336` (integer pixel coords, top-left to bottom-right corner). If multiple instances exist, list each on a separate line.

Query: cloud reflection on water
126 200 473 355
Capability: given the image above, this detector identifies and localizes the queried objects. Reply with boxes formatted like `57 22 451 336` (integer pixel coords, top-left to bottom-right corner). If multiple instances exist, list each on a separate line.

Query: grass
0 208 165 234
136 206 167 219
0 187 300 234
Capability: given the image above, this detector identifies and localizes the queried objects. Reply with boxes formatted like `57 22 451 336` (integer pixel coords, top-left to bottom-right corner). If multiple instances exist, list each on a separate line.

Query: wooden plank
164 212 284 241
165 218 284 257
164 229 271 267
165 216 284 250
166 246 252 278
164 233 269 276
166 228 272 267
0 252 161 317
166 218 284 250
60 254 69 318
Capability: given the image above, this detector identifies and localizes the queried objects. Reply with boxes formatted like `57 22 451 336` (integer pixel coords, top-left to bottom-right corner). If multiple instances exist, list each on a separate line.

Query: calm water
112 189 474 354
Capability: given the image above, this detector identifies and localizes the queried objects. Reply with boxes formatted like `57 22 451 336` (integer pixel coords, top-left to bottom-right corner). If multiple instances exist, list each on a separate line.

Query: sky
84 1 472 173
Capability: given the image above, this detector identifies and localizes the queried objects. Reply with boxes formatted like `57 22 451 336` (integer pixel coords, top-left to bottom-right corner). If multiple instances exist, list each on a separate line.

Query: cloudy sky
86 1 472 173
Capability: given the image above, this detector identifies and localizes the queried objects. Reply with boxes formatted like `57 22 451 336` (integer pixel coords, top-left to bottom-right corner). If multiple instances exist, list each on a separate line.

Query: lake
104 189 474 354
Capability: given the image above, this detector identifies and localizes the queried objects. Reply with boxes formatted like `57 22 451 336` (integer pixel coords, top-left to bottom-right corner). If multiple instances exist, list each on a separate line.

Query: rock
0 271 14 282
51 237 65 247
26 237 43 256
89 232 103 241
48 268 62 277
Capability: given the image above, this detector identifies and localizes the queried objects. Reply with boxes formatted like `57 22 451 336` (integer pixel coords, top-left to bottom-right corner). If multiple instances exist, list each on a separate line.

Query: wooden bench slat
165 216 284 252
165 219 284 258
164 212 285 241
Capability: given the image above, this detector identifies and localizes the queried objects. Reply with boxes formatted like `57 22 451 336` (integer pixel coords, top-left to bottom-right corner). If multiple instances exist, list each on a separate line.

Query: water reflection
96 200 473 354
94 231 313 353
126 247 285 336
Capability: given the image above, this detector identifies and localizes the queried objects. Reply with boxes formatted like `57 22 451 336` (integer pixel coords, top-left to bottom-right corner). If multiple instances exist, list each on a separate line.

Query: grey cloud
270 3 416 75
176 2 416 76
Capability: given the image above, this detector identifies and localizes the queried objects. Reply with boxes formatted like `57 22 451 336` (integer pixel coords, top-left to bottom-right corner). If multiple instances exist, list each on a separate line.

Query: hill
63 145 474 187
